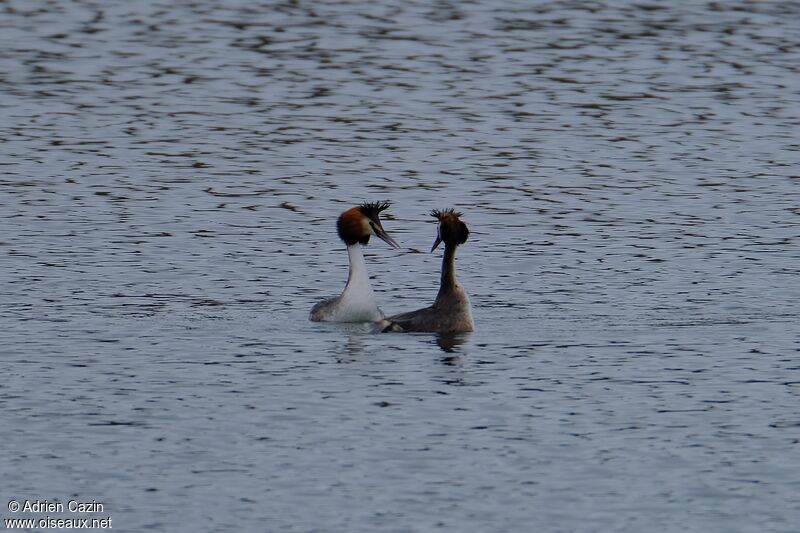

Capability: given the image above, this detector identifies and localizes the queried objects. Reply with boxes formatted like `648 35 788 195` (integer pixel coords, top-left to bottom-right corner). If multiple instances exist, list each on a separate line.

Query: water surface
2 1 799 531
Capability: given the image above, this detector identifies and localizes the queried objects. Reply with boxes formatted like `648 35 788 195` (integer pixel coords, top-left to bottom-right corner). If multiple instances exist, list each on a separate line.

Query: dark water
2 1 799 531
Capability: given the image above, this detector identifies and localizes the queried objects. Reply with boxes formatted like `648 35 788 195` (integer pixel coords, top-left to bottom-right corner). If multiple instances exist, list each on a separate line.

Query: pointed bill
373 222 400 249
430 233 443 252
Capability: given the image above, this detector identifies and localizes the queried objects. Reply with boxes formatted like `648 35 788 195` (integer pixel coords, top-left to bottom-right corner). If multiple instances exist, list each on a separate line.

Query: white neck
337 244 383 321
344 244 371 293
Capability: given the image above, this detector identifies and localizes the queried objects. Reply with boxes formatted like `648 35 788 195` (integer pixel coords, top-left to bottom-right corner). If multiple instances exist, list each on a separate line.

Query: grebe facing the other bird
310 201 399 323
379 208 473 333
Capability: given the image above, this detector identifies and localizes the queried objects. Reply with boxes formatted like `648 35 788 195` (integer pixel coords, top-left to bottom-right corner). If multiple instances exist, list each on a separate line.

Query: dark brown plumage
379 208 473 333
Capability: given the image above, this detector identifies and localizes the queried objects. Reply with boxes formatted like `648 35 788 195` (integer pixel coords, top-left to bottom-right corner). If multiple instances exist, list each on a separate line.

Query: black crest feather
431 208 462 220
359 201 391 219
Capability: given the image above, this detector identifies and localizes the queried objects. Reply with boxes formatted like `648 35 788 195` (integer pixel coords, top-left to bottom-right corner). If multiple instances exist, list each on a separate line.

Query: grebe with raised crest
379 208 473 333
310 201 399 322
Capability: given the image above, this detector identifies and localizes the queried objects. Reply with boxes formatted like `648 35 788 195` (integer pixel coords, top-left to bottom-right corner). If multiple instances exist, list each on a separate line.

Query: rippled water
2 1 799 531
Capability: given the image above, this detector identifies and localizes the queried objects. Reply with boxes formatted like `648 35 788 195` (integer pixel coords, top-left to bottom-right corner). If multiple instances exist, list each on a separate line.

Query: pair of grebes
310 202 473 333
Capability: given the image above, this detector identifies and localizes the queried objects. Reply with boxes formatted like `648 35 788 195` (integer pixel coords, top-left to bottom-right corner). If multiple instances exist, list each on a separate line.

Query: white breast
310 244 384 322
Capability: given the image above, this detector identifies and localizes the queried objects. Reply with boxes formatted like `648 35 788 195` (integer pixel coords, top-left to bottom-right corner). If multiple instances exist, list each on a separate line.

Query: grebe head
336 201 400 248
431 208 469 252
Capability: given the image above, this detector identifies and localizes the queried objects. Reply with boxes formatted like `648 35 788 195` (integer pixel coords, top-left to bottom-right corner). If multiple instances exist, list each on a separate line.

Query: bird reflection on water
333 331 471 362
436 332 471 354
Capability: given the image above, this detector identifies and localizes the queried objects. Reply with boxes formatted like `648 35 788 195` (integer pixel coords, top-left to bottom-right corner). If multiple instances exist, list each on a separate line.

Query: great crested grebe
310 201 400 322
379 208 473 333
